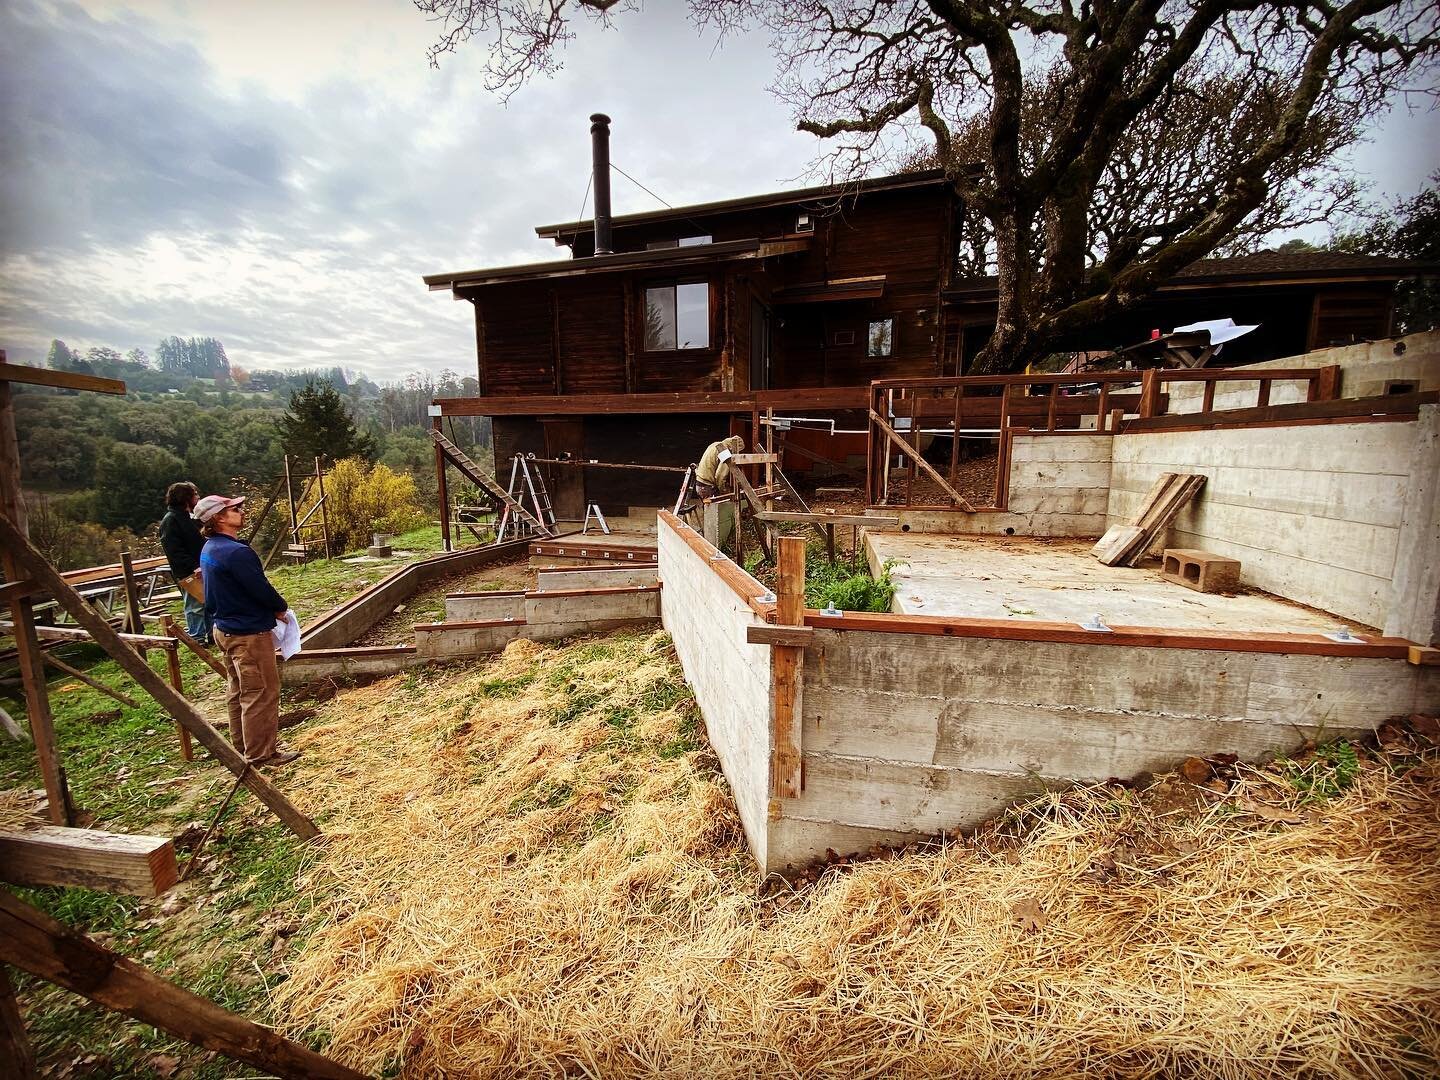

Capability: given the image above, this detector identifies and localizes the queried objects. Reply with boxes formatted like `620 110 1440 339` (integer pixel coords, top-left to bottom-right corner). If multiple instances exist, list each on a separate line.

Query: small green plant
804 554 900 613
1278 740 1361 804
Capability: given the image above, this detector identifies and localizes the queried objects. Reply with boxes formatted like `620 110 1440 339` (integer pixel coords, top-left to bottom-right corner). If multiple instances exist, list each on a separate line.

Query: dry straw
274 630 1440 1078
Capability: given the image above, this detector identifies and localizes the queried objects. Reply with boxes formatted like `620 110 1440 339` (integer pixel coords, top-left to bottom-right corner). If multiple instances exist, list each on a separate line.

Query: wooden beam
769 536 806 799
729 453 779 465
1124 389 1437 432
0 826 177 897
868 409 976 512
747 625 815 648
0 361 126 396
0 513 321 842
0 622 174 648
754 511 897 527
1409 645 1440 666
0 966 35 1080
40 652 138 710
165 618 226 678
433 385 870 417
0 890 364 1080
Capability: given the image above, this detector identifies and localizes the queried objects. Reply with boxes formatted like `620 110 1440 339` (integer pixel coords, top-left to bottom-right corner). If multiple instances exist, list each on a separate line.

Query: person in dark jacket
195 494 299 768
158 482 211 644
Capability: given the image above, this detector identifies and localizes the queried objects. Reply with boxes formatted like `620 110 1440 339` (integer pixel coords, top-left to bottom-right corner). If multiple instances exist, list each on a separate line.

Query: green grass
266 523 445 617
804 552 900 613
1276 740 1362 804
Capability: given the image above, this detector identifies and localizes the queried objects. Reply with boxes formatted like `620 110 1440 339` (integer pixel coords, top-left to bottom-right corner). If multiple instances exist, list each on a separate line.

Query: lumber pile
1092 472 1207 567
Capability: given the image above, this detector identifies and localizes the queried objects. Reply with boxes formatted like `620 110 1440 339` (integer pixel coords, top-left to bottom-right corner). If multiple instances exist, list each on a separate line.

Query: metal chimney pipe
590 112 613 256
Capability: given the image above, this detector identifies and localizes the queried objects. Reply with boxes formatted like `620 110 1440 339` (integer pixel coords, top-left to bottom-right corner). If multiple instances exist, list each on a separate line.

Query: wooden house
424 116 1426 516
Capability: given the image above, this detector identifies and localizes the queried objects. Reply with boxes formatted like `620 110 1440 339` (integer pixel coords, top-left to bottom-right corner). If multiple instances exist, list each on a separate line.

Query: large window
644 282 710 350
868 318 894 357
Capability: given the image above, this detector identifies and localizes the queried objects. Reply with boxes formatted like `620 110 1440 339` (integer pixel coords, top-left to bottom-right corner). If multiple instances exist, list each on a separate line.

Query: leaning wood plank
868 409 977 512
0 890 364 1080
1120 474 1207 566
1127 472 1180 529
0 826 177 897
40 652 139 709
1092 524 1147 566
165 617 226 677
0 513 320 842
0 621 174 649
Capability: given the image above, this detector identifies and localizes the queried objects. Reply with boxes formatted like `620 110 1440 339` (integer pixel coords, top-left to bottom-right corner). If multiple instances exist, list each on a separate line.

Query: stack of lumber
1091 472 1207 567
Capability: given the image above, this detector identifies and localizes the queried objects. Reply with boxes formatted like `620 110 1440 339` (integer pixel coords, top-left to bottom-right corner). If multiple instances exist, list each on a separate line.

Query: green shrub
287 457 428 555
804 553 899 613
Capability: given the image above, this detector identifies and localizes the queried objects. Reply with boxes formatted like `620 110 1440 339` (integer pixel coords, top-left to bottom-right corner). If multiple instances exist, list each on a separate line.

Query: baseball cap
193 495 245 523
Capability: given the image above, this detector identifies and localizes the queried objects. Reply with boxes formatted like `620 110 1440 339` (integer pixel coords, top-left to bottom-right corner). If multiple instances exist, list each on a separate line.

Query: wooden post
1045 382 1059 431
314 457 331 560
0 513 320 842
1201 379 1216 413
1110 407 1125 433
0 890 364 1080
159 618 194 762
769 536 805 799
0 378 70 827
1139 368 1160 418
120 550 144 644
434 415 452 553
1255 377 1272 408
0 965 35 1080
1096 383 1110 431
948 384 964 483
1311 364 1342 402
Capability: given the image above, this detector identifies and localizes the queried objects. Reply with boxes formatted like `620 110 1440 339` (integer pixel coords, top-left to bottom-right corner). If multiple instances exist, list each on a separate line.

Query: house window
645 235 712 250
868 318 894 357
645 282 710 350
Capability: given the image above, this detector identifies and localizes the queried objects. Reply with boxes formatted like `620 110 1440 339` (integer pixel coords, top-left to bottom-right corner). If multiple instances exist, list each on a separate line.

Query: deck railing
865 365 1342 510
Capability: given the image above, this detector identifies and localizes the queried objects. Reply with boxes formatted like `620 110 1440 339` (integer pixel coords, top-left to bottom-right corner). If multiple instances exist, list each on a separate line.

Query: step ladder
428 430 552 539
582 503 610 535
497 454 558 542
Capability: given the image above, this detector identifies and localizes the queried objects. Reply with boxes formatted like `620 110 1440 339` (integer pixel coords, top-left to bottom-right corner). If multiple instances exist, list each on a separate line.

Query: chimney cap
590 112 611 126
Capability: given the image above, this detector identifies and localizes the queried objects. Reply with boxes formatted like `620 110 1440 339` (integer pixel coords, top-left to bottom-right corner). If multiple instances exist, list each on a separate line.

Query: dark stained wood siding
557 278 626 394
472 283 555 394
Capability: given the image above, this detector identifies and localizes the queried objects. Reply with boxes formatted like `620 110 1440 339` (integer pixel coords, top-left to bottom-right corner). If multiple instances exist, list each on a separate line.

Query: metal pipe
590 113 613 255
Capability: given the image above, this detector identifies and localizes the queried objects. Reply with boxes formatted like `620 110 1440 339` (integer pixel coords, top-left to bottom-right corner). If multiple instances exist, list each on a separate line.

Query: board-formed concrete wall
657 515 775 868
535 565 657 591
1166 330 1440 413
1107 418 1426 629
760 626 1440 870
891 432 1111 535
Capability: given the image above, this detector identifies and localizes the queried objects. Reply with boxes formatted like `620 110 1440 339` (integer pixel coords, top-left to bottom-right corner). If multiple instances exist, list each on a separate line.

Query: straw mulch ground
273 630 1440 1078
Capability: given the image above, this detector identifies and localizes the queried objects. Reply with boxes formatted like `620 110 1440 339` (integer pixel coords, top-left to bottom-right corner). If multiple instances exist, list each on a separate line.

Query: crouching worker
694 435 745 500
194 494 299 769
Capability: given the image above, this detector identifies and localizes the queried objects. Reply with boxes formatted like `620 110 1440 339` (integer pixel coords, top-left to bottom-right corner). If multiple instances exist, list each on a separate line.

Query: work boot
257 747 301 768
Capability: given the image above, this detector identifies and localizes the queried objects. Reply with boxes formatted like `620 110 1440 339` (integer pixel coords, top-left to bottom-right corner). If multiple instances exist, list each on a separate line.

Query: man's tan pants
213 628 280 763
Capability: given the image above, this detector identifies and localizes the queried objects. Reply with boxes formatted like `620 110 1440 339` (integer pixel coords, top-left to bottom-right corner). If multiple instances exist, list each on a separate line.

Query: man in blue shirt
196 494 298 768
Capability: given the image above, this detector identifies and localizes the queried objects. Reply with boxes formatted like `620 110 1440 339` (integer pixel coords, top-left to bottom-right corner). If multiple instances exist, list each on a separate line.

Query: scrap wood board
0 825 177 897
1092 472 1207 567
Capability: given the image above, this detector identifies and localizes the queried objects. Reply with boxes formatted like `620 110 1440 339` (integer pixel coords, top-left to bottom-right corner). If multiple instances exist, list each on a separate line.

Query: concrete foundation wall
1107 419 1424 628
535 565 657 591
280 645 421 685
444 592 525 621
1166 330 1440 413
417 586 661 659
760 626 1440 870
657 515 774 869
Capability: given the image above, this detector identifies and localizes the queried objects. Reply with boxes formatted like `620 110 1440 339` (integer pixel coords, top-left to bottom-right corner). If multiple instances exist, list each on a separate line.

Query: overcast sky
1 0 1436 382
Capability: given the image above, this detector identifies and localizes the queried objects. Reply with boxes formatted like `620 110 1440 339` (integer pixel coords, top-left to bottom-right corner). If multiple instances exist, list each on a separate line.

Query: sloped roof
1174 250 1436 282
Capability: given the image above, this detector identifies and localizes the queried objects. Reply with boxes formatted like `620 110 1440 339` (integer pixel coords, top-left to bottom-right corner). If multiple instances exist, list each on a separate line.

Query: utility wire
610 162 715 240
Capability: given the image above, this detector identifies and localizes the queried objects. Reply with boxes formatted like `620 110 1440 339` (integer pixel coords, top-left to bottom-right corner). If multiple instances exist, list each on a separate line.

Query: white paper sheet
271 610 302 660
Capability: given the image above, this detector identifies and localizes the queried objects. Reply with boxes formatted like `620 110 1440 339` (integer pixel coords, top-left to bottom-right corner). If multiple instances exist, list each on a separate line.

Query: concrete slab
867 532 1366 633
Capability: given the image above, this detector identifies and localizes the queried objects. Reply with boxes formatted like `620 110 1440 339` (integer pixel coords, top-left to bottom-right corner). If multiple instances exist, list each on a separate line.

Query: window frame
867 317 895 358
640 277 715 354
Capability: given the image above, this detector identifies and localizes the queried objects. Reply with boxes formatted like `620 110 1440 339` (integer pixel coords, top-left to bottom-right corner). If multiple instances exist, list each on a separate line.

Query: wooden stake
0 513 320 841
159 619 194 762
434 415 452 553
0 965 36 1080
0 890 363 1080
769 535 805 799
120 550 144 642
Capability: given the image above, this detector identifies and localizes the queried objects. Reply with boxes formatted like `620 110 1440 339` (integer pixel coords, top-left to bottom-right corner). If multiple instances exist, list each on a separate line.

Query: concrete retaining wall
657 515 775 869
301 539 530 649
761 626 1440 871
416 585 661 660
444 592 525 621
280 645 421 685
535 565 657 591
1107 416 1429 629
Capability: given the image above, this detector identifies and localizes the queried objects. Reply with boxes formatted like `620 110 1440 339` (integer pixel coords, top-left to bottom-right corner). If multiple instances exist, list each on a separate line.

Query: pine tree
276 379 377 464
